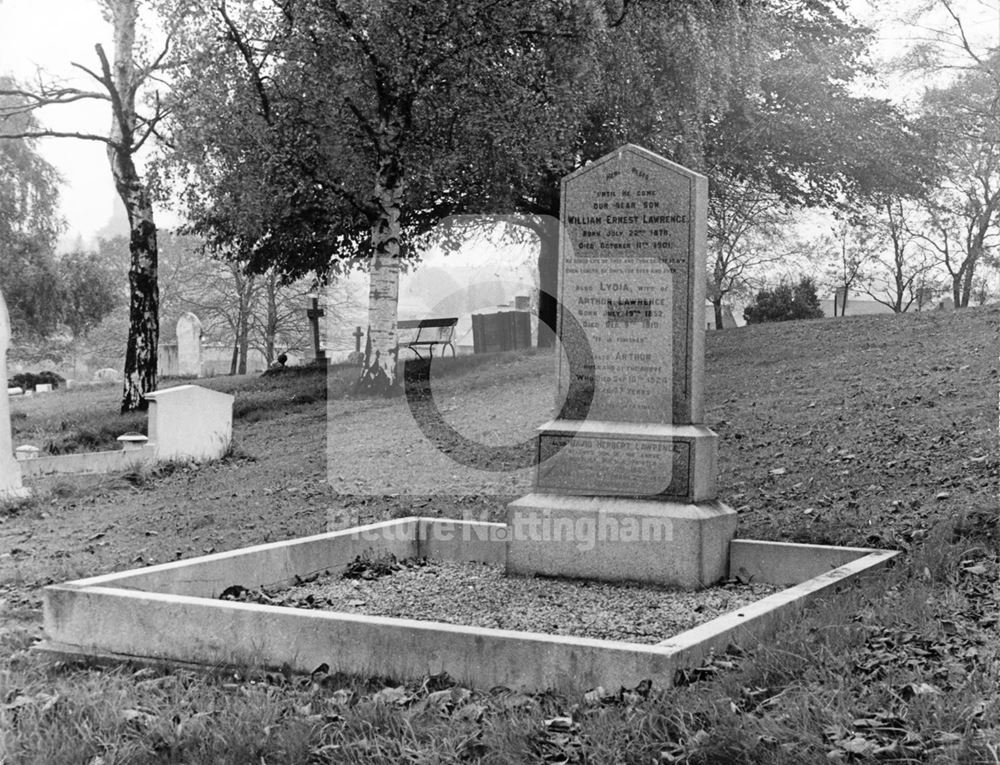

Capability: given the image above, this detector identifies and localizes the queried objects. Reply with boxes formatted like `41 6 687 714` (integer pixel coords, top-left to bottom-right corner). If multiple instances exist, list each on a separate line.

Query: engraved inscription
537 434 692 499
558 148 700 423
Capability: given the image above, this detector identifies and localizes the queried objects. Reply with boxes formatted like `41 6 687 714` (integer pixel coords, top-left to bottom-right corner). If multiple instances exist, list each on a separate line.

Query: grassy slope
0 307 997 764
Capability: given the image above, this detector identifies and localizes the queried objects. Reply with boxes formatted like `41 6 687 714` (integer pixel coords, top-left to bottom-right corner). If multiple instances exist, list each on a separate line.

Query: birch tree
161 0 597 394
0 0 184 411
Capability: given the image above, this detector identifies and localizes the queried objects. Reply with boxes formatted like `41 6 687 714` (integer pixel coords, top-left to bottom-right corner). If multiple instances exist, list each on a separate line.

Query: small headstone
834 287 848 317
117 433 149 453
916 287 934 311
506 145 734 590
0 289 28 499
176 313 203 377
144 385 234 462
7 387 22 396
94 367 120 382
35 383 52 393
720 305 737 329
937 298 955 311
15 445 39 461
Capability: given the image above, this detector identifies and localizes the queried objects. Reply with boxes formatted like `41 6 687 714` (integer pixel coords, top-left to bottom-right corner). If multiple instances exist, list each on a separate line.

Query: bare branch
71 60 109 87
95 42 129 144
940 0 986 68
0 83 110 108
0 128 112 144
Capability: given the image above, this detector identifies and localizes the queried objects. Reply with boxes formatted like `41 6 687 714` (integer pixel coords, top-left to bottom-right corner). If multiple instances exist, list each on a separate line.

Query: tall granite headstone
176 312 203 377
506 145 735 589
0 289 28 499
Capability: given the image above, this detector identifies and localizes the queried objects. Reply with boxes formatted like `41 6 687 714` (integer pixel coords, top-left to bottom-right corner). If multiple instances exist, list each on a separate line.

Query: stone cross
0 289 27 499
353 325 364 353
306 296 326 363
506 144 735 590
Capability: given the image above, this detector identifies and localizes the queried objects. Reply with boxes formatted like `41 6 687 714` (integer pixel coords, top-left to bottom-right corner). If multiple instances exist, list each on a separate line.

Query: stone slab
18 447 155 479
71 519 419 598
145 385 234 462
535 419 717 502
659 548 899 654
505 494 736 589
40 518 898 692
416 519 508 566
176 312 203 377
729 539 884 587
0 288 24 498
558 145 707 426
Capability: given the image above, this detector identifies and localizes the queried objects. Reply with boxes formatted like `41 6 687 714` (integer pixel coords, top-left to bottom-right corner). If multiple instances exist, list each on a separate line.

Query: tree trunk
236 276 253 375
228 271 254 375
108 0 158 413
713 297 724 330
511 215 559 348
357 126 404 396
960 264 975 308
120 200 158 410
536 217 558 348
264 270 278 364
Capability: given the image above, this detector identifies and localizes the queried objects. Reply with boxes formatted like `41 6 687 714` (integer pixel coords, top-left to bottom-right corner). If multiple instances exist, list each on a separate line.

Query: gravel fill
276 559 782 644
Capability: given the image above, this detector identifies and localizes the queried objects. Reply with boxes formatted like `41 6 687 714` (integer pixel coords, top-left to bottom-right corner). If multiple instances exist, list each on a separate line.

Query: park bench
397 317 458 359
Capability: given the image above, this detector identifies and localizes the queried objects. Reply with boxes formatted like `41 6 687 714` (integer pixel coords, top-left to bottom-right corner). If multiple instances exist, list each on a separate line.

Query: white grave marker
0 289 28 499
176 313 203 377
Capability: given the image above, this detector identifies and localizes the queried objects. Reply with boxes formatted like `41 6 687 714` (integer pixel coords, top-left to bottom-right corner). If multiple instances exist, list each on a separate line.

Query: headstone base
535 420 718 502
505 493 736 590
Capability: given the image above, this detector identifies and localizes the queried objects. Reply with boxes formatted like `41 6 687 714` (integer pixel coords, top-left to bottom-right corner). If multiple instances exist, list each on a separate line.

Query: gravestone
306 296 326 364
0 289 28 499
506 144 735 589
347 326 365 365
834 287 848 317
176 313 203 377
144 385 234 462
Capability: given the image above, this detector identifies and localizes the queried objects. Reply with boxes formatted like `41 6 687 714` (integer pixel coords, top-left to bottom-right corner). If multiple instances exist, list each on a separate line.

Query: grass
11 351 546 453
1 307 998 763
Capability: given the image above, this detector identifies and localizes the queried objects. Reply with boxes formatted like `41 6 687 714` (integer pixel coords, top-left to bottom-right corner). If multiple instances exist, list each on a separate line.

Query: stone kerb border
41 519 897 692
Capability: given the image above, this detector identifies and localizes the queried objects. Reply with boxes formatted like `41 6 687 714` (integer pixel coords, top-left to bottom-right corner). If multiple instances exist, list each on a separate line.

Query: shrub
743 277 824 324
8 370 66 391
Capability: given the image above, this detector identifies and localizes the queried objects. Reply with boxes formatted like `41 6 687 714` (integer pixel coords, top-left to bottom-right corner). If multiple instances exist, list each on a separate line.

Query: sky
0 0 117 248
0 0 996 251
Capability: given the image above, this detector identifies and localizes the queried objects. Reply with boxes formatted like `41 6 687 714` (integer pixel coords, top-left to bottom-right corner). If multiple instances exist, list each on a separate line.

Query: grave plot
229 557 782 644
42 517 895 692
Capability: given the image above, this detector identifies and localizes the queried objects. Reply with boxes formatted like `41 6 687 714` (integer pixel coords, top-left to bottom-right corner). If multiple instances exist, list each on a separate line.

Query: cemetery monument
0 289 28 499
306 295 327 364
507 144 735 589
176 312 203 377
